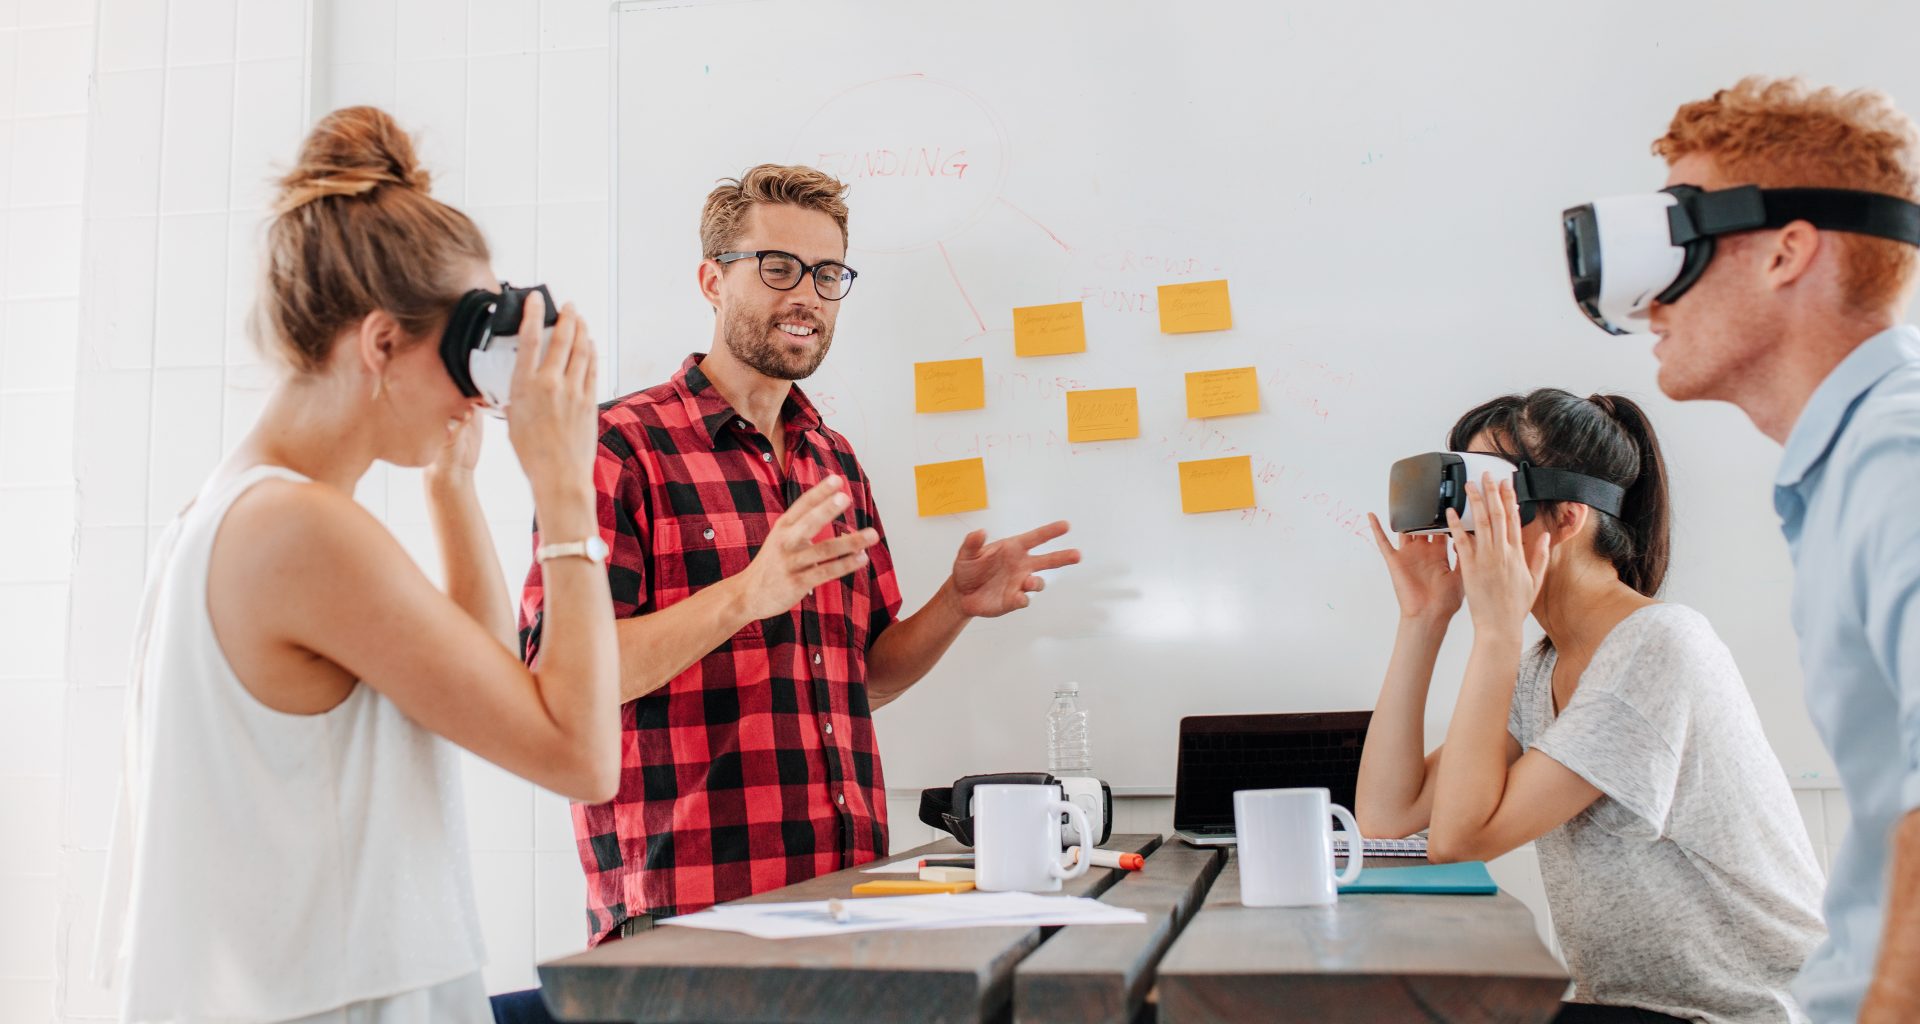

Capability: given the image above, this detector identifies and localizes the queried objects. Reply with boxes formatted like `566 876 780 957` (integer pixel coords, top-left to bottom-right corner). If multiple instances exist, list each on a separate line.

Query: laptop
1170 711 1427 856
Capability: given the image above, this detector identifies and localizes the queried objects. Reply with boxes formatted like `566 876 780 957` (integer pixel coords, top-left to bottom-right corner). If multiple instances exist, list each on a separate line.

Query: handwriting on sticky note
1066 388 1140 443
1158 280 1233 334
1013 301 1087 357
1179 455 1256 514
915 458 989 517
1186 367 1260 419
915 358 986 413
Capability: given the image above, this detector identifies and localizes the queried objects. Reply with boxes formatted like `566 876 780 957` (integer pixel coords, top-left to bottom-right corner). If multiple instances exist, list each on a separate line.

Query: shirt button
736 419 747 430
761 452 773 462
702 527 715 540
824 722 834 735
836 793 846 806
812 652 823 665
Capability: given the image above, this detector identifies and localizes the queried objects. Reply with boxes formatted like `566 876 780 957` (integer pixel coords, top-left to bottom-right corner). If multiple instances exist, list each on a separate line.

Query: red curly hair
1654 76 1920 314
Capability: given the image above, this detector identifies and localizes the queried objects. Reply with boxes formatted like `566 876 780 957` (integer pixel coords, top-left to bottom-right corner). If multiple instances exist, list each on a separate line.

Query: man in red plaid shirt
520 164 1080 944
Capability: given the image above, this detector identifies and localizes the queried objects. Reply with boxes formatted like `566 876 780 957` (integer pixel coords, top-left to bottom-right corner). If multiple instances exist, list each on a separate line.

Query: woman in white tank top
96 107 623 1024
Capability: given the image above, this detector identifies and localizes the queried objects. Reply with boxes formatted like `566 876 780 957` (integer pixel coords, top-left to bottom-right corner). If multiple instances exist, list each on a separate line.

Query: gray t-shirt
1509 604 1826 1024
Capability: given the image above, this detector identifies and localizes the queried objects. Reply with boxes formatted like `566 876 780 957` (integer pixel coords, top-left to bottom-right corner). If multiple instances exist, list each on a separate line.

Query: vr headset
1387 452 1626 535
439 282 559 414
1562 185 1920 335
920 772 1113 848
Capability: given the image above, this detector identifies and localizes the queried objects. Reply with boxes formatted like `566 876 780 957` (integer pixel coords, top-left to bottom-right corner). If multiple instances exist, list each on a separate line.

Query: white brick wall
0 0 93 1019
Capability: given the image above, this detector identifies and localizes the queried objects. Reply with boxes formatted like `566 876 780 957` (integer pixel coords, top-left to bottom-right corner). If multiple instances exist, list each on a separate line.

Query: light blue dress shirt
1776 324 1920 1022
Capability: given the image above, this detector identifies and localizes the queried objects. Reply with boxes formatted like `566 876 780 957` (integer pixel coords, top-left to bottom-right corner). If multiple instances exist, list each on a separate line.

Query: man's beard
722 307 834 381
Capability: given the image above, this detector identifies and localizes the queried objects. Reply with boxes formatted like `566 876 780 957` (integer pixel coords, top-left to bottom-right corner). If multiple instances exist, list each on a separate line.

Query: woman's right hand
1367 512 1463 623
505 290 598 504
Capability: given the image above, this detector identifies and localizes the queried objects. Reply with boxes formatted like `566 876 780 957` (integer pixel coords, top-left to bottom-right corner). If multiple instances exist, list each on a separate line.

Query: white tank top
101 465 491 1023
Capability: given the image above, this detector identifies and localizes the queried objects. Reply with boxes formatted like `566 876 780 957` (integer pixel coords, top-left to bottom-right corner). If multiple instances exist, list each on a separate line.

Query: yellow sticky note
915 457 989 517
1065 388 1140 443
1013 301 1087 357
1186 367 1260 419
1158 280 1233 334
1179 455 1256 514
915 358 986 413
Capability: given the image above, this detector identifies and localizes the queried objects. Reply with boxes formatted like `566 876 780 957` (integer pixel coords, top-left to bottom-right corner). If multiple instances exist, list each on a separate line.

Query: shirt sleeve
1529 627 1692 837
519 425 652 665
1841 420 1920 813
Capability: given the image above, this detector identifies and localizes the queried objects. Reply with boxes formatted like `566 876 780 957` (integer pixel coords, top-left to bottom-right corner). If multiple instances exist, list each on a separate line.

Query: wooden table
1155 852 1568 1024
1012 842 1224 1024
539 839 1566 1024
538 834 1164 1024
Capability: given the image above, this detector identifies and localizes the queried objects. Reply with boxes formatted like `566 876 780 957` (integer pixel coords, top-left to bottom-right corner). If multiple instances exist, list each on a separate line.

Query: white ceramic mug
1234 787 1364 907
973 784 1093 893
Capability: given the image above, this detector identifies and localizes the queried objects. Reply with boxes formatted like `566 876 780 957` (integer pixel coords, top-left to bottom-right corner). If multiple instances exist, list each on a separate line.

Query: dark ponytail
1447 389 1671 598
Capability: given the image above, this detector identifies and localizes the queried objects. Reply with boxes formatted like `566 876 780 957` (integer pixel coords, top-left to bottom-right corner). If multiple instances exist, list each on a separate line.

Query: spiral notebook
1333 835 1429 858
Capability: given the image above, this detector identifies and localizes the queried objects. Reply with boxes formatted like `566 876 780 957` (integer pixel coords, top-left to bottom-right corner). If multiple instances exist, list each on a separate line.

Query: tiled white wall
308 0 614 996
58 0 311 1018
0 1 95 1020
54 0 616 1010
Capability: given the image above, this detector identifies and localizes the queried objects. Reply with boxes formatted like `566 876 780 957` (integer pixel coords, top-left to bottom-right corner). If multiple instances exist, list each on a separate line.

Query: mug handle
1049 801 1094 881
1329 804 1365 886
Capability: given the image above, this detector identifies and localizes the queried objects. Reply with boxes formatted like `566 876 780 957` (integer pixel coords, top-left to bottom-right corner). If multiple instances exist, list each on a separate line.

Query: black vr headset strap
918 772 1056 847
1515 465 1627 519
1759 188 1920 246
1678 186 1920 246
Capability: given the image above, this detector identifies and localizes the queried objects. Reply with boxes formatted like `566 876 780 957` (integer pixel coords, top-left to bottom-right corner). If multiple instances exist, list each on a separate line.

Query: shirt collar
673 352 825 448
1775 325 1920 490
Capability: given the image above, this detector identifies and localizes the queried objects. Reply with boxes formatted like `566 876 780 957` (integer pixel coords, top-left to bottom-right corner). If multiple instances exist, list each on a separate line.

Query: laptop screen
1172 711 1372 831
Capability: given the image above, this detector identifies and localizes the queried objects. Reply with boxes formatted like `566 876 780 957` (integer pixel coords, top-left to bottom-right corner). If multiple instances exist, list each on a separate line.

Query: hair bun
274 106 431 215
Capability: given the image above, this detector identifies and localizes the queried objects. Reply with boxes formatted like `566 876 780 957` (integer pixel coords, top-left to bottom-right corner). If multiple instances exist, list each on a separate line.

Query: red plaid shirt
519 354 902 945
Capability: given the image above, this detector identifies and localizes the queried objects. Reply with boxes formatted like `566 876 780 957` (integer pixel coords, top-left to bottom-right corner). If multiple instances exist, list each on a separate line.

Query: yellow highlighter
849 879 976 896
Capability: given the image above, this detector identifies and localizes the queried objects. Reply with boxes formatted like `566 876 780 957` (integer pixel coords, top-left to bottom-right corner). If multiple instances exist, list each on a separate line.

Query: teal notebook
1337 861 1497 895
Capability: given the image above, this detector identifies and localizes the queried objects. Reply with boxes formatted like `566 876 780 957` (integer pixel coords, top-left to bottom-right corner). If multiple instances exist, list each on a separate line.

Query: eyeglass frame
713 249 860 300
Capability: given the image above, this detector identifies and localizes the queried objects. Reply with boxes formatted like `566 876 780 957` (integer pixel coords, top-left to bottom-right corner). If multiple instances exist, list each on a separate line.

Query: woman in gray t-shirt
1358 390 1825 1024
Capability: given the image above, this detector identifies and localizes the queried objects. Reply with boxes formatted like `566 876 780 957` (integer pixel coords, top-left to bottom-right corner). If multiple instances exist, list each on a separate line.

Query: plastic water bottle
1047 682 1092 776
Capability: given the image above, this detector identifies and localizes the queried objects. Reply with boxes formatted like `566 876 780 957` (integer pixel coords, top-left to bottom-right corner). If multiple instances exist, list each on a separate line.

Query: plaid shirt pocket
658 514 771 638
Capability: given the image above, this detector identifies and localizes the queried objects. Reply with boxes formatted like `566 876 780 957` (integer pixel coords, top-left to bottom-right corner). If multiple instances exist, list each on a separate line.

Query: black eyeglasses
714 250 859 301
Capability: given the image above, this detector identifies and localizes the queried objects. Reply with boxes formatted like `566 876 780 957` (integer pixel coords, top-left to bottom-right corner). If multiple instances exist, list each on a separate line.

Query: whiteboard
611 0 1920 792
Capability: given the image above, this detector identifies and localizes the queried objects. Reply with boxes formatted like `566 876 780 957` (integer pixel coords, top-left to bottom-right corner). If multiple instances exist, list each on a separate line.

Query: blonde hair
255 106 490 372
1654 76 1920 314
699 164 851 259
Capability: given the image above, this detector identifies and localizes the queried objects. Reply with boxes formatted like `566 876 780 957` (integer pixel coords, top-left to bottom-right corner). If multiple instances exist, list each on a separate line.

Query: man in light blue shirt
1773 325 1920 1022
1634 77 1920 1023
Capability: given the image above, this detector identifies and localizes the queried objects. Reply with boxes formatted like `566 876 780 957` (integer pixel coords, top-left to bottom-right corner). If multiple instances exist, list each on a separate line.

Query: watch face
586 536 610 560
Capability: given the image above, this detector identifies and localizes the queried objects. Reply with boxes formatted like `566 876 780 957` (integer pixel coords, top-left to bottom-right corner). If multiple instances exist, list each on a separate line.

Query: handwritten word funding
813 147 971 181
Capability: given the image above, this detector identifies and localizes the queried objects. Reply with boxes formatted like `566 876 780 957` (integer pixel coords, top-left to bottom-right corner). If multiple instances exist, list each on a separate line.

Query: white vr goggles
1562 185 1920 334
438 282 558 415
1387 452 1626 535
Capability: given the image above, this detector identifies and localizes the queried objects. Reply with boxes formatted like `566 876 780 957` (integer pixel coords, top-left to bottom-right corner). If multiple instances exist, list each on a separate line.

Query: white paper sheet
859 853 977 874
658 892 1147 940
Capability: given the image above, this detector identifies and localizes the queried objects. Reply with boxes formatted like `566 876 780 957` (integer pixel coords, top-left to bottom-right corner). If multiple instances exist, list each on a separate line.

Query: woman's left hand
427 408 485 484
1446 474 1549 637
